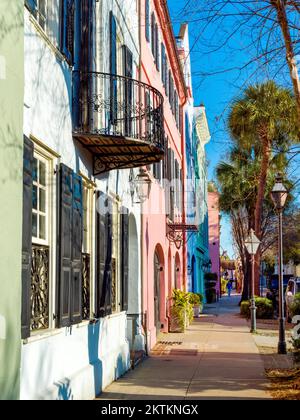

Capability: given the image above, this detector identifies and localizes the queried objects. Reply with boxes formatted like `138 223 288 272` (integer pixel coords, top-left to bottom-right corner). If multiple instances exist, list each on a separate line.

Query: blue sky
168 0 249 258
168 0 300 259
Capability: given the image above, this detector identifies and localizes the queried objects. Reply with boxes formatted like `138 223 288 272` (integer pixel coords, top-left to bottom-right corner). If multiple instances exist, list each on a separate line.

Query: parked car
285 278 300 322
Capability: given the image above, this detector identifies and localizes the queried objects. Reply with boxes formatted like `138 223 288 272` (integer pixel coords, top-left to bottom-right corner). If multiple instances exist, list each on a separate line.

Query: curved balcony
72 71 165 175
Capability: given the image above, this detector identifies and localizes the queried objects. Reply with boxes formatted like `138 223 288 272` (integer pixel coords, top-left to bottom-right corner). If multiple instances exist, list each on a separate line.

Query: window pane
39 188 46 212
39 161 46 186
32 213 38 238
32 185 38 210
39 215 46 240
33 158 38 182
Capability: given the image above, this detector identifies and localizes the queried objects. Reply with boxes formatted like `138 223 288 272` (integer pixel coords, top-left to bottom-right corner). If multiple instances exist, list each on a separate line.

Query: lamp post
245 229 261 333
271 175 288 355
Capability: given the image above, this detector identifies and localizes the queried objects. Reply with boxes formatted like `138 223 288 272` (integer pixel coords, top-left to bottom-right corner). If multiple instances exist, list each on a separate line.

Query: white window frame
27 137 59 340
81 175 96 320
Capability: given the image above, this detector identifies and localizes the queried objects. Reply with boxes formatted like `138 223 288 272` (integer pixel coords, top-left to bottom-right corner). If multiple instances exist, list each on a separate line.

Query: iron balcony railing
73 71 165 150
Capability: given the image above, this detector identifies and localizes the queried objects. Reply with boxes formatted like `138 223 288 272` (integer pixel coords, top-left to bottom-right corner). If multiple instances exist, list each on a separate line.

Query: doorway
154 251 161 335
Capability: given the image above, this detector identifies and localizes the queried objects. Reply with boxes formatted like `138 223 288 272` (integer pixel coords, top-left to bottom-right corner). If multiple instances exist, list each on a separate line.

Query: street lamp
271 175 288 355
129 168 152 203
245 229 261 333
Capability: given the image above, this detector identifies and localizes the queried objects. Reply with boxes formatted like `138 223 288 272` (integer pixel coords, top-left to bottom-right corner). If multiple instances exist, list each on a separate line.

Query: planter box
193 304 203 318
169 306 187 333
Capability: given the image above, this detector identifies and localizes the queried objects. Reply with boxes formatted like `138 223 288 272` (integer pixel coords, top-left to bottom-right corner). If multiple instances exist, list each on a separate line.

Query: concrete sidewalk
98 295 271 400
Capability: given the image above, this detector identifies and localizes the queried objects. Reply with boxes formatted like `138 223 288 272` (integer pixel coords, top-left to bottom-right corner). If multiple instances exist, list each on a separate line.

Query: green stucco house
0 0 24 400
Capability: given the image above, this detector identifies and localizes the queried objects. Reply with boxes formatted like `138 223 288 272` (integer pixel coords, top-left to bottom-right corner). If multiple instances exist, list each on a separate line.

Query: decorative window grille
31 245 50 331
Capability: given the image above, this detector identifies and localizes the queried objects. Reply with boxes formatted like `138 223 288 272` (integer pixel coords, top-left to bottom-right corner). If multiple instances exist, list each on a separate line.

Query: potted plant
188 293 204 318
169 289 193 332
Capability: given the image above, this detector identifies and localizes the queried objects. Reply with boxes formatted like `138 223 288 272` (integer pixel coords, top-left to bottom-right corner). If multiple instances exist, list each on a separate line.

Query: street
98 295 271 400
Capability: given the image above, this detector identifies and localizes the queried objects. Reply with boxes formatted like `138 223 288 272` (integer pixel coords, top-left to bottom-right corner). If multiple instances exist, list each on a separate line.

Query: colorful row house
176 24 211 297
208 190 221 298
0 0 212 400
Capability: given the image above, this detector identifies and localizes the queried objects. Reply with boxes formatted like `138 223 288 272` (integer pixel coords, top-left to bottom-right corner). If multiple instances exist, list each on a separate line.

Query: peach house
140 0 188 350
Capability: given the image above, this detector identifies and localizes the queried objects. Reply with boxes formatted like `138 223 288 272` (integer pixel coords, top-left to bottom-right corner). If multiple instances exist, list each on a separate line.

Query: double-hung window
36 0 47 31
21 138 55 339
32 154 48 244
26 0 63 48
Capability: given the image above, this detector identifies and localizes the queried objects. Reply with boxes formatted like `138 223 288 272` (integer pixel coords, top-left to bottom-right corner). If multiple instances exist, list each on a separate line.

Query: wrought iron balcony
73 71 165 175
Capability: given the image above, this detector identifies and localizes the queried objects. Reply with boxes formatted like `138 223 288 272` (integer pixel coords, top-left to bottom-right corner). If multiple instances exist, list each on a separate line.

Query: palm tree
229 81 297 240
216 141 291 299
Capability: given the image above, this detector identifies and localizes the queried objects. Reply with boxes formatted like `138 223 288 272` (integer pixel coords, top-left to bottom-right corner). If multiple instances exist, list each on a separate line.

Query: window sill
22 328 63 345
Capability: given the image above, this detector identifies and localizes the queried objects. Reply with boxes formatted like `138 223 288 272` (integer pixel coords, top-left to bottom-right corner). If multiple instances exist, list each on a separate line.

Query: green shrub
170 289 194 331
292 337 300 350
240 297 274 319
172 289 189 307
169 305 186 332
187 304 194 323
188 292 203 306
290 293 300 317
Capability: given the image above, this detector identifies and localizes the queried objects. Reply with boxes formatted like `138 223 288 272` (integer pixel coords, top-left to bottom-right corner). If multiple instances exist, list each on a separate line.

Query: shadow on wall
55 379 74 401
88 321 103 398
115 353 129 381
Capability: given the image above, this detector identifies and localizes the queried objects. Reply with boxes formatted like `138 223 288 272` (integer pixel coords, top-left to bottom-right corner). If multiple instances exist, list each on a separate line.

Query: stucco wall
208 192 221 292
0 0 24 400
21 2 142 400
140 0 186 350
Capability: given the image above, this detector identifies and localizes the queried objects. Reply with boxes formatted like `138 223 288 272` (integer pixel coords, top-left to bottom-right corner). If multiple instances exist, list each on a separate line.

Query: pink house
140 0 188 351
208 192 221 298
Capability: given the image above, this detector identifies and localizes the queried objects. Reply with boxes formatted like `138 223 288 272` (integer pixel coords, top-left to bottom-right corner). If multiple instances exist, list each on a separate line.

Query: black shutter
145 0 150 42
21 137 34 340
96 192 112 318
179 168 183 214
58 164 73 328
110 12 118 126
57 165 83 327
161 43 165 85
61 0 75 64
71 173 83 325
155 24 159 70
179 104 183 135
122 45 133 137
121 208 129 312
165 66 169 97
151 13 155 57
175 160 179 209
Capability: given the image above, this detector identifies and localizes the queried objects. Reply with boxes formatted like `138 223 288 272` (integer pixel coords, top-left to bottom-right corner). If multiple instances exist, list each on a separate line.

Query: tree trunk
272 0 300 122
254 129 271 294
254 252 261 296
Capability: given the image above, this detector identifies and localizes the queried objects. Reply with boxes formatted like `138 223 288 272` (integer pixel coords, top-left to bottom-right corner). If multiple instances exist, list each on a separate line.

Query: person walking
227 280 233 297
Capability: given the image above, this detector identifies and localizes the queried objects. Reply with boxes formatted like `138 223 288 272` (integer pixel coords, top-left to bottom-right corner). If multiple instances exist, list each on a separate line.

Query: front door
154 252 161 335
